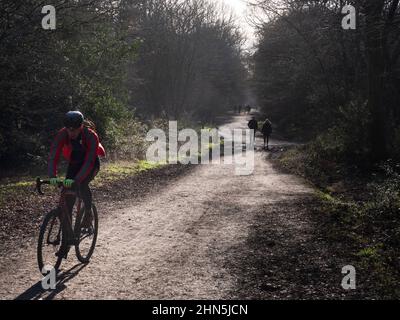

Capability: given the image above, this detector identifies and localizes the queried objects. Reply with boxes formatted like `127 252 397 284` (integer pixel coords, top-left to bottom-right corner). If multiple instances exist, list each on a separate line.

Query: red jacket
48 127 106 183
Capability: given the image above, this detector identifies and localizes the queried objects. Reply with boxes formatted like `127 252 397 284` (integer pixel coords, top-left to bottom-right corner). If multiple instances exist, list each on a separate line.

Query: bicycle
36 178 98 274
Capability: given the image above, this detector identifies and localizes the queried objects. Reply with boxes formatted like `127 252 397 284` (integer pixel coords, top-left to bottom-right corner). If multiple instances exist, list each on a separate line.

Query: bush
364 161 400 228
105 116 148 161
313 100 371 163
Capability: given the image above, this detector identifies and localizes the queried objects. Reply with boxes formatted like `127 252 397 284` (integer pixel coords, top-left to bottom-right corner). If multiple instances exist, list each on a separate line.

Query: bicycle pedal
81 227 94 236
55 246 71 259
63 247 71 259
55 250 67 259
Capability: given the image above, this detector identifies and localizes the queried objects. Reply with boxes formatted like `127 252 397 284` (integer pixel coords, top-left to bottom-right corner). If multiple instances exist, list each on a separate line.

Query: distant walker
248 116 258 143
261 118 273 150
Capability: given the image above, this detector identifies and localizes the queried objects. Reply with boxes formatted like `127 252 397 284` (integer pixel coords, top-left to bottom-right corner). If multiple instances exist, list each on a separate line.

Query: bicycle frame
58 187 83 239
37 177 98 270
36 178 84 239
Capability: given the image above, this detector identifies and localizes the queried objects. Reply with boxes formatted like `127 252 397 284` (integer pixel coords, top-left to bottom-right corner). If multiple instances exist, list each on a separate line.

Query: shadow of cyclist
14 263 87 300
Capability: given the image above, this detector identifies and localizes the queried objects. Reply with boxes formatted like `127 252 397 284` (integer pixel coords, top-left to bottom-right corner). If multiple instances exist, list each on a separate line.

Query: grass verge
275 145 400 299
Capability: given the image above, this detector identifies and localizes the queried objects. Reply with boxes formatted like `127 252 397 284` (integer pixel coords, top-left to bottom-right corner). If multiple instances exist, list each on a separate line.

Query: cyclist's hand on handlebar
50 177 59 186
63 179 74 188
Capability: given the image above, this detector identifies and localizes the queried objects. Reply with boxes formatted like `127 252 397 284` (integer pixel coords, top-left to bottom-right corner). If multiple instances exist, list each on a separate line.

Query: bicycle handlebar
35 177 75 195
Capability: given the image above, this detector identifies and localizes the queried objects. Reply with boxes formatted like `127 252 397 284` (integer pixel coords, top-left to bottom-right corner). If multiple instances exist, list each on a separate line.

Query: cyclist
48 111 106 242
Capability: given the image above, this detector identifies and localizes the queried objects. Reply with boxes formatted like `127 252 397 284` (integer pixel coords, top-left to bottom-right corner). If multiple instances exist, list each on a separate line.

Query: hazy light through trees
220 0 256 49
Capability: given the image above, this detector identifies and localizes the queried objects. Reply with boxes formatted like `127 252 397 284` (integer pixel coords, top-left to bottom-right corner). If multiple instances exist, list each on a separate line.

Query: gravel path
0 116 353 300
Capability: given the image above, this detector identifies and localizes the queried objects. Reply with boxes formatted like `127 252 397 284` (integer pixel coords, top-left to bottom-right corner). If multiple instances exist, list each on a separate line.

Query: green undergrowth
278 145 400 298
0 160 165 206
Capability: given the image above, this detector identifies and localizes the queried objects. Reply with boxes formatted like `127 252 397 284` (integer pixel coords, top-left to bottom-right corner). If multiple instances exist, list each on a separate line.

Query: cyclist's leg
64 162 81 242
79 157 100 227
80 184 92 215
66 162 81 209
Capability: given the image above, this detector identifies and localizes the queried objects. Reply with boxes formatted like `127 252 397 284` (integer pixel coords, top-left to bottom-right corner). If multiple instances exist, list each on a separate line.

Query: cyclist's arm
48 129 67 178
75 130 99 184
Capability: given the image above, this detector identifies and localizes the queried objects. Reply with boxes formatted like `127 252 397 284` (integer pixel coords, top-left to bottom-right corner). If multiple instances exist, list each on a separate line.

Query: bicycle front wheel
74 204 98 263
37 209 64 274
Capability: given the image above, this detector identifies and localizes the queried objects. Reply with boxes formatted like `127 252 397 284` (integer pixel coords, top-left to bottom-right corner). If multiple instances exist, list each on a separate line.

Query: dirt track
0 115 355 300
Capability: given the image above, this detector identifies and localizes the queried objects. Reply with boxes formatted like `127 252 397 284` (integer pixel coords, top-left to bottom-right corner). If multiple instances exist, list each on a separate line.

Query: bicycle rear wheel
37 209 65 273
74 204 98 263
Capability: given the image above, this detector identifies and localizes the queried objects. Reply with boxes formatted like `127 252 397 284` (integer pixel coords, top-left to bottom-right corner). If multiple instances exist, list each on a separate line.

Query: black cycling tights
65 157 100 217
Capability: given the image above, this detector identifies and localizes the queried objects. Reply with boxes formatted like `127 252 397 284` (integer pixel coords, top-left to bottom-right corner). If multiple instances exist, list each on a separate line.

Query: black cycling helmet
64 111 84 128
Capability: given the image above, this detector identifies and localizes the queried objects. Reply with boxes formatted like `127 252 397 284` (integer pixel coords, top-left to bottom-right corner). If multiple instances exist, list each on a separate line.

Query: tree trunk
364 0 387 161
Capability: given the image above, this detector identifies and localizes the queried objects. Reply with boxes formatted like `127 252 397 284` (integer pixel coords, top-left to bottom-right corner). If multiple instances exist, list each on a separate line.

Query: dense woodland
0 0 247 168
5 0 399 170
252 0 400 165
